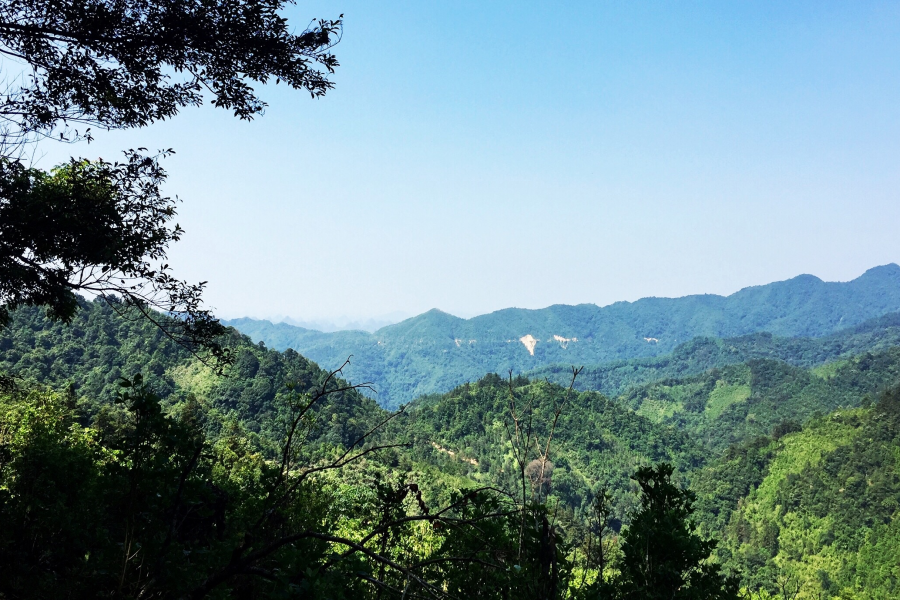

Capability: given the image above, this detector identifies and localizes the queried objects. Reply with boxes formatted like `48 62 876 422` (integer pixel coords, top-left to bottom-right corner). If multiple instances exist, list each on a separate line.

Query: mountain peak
858 263 900 280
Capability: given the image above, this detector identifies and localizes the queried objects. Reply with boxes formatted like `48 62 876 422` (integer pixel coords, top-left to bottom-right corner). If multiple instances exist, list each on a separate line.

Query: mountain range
226 264 900 408
262 312 409 333
5 269 900 597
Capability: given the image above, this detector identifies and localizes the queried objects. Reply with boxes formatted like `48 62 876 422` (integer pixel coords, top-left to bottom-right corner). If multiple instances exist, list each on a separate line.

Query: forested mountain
690 392 900 599
0 298 384 448
401 342 900 516
399 351 900 598
0 298 699 517
6 288 900 597
401 374 705 519
0 298 743 598
613 347 900 451
228 265 900 407
531 310 900 398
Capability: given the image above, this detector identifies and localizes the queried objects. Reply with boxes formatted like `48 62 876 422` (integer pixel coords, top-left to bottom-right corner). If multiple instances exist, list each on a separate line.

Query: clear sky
37 1 900 322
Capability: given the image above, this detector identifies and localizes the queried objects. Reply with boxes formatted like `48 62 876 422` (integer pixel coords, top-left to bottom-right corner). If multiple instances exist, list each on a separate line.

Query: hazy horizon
33 1 900 322
230 262 898 327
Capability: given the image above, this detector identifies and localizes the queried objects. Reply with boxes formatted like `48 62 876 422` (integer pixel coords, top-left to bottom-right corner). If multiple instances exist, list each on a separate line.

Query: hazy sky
37 1 900 321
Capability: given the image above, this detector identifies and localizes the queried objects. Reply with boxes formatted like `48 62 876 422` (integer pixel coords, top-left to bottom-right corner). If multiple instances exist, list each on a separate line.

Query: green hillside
401 373 704 518
531 311 900 397
0 299 385 448
6 293 900 598
0 299 747 599
608 348 900 452
228 265 900 408
0 300 702 520
689 392 900 599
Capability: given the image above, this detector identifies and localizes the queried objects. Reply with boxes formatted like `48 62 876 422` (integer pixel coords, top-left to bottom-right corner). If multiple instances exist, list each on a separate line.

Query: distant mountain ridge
226 264 900 408
529 310 900 398
269 313 408 333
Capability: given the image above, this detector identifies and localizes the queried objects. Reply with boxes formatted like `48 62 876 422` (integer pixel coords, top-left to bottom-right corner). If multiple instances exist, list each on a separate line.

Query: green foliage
0 378 225 597
402 373 705 519
705 382 751 420
612 464 739 600
0 0 344 365
690 435 778 538
0 0 341 139
8 290 900 597
0 153 232 366
0 376 580 599
0 299 383 450
536 310 900 398
688 386 900 599
616 349 900 452
577 465 740 600
0 297 187 402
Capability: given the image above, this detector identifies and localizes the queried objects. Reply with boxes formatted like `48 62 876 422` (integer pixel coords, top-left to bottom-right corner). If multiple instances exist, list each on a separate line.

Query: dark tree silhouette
613 463 740 600
0 0 343 364
0 0 342 147
0 150 231 364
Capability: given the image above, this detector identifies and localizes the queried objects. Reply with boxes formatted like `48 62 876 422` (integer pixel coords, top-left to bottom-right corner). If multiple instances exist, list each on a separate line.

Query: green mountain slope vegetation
531 310 900 398
691 388 900 599
0 298 384 450
610 347 900 452
0 329 741 598
401 373 706 519
0 299 703 523
7 294 900 597
0 303 571 598
0 299 702 516
0 373 576 598
227 265 900 408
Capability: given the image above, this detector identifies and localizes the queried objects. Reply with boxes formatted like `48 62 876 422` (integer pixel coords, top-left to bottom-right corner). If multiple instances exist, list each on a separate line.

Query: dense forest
691 393 900 599
227 264 900 408
4 0 893 597
0 300 742 599
4 297 900 598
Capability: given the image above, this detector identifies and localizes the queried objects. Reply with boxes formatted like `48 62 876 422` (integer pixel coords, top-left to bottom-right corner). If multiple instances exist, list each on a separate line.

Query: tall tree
0 0 343 362
613 463 740 600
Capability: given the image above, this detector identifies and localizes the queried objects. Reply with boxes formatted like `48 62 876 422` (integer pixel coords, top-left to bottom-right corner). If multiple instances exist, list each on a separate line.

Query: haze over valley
3 2 900 598
227 264 900 408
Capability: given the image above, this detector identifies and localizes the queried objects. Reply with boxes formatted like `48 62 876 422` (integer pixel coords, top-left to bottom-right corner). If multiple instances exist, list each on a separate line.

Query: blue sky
38 1 900 321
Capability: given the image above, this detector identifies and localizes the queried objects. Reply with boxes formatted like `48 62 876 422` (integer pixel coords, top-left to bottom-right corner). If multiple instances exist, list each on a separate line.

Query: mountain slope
608 346 900 452
701 395 900 599
228 265 900 408
530 310 900 397
401 374 706 517
7 291 900 597
0 299 384 448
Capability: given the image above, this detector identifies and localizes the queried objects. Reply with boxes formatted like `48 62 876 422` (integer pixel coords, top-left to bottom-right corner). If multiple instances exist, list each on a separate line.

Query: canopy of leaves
0 0 341 146
694 392 900 599
0 151 233 365
606 463 740 600
0 0 342 363
7 299 900 597
403 373 705 519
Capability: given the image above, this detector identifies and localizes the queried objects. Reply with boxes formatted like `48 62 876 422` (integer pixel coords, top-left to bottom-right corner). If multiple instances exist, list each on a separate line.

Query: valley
4 266 900 598
2 2 896 597
227 264 900 408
